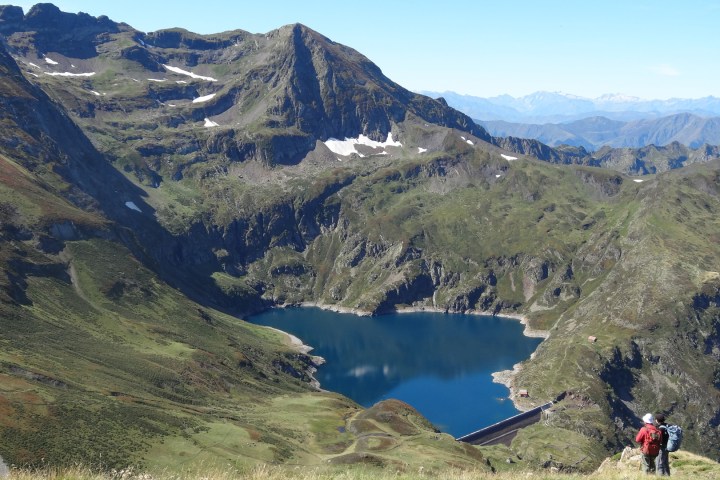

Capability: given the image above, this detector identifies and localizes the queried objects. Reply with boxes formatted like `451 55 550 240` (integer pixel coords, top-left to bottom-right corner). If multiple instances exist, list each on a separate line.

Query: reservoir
248 307 543 438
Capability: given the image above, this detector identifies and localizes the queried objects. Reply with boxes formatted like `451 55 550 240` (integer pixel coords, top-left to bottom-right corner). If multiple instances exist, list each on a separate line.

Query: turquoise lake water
248 307 543 438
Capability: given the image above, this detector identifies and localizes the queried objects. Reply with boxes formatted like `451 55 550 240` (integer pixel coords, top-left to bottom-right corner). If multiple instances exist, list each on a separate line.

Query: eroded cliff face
167 149 631 323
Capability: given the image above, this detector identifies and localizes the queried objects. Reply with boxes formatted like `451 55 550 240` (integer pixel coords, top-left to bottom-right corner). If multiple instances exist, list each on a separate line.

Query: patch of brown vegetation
247 427 262 442
348 418 377 435
353 400 436 436
357 435 396 452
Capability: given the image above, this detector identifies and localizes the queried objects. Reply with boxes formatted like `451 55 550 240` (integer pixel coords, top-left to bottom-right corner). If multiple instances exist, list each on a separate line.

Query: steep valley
0 3 719 473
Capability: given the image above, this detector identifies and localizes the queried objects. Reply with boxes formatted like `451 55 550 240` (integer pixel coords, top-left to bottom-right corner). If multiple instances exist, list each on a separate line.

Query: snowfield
324 133 402 156
44 71 96 77
163 65 218 82
193 93 217 103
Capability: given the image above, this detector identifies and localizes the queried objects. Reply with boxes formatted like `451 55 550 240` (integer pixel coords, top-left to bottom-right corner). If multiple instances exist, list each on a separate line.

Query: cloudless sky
10 1 720 99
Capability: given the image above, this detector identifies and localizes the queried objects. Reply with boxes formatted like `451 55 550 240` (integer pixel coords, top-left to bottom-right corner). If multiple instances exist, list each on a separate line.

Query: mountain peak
0 5 23 22
527 90 586 100
0 3 489 165
24 2 116 29
0 3 122 58
595 93 642 103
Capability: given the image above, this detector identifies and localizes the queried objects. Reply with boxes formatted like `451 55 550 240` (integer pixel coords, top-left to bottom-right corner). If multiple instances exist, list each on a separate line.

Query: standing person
655 413 671 476
635 413 662 474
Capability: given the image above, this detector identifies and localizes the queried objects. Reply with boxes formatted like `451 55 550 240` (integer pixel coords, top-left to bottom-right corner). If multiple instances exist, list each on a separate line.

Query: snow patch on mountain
163 65 217 82
324 133 402 156
45 71 95 77
596 93 643 103
193 93 216 103
125 201 142 212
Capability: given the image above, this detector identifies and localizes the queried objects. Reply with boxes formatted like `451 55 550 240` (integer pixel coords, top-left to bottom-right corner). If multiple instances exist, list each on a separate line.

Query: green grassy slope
0 150 496 472
0 151 307 468
4 448 720 480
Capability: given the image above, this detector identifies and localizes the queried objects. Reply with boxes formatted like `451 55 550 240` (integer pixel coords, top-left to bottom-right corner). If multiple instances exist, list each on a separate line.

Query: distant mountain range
423 90 720 123
478 113 720 150
422 91 720 150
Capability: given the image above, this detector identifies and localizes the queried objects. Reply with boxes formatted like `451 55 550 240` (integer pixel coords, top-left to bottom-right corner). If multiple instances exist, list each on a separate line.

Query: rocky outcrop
574 169 624 197
144 29 244 51
0 3 121 58
492 136 591 165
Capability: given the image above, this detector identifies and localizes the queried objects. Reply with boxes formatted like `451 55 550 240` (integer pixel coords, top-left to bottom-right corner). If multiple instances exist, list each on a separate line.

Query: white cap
643 413 654 424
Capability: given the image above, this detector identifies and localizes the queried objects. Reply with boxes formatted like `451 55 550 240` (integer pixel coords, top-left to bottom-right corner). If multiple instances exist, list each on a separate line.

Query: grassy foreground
5 450 720 480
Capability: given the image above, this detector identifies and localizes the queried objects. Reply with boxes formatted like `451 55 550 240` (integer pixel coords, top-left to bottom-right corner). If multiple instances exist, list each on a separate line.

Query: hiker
655 413 671 476
635 413 662 474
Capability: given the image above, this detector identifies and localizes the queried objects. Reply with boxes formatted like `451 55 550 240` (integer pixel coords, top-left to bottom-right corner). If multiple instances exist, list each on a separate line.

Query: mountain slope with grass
0 16 492 472
0 2 719 474
4 448 720 479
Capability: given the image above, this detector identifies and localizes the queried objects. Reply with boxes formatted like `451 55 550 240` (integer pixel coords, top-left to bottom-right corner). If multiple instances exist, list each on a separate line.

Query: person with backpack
636 413 662 474
655 413 671 476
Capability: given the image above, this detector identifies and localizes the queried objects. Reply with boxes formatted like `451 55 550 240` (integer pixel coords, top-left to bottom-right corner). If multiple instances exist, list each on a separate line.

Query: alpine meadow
0 3 719 478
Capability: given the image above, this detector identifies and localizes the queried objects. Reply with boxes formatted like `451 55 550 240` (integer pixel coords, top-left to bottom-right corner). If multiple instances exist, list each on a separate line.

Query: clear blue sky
10 1 720 99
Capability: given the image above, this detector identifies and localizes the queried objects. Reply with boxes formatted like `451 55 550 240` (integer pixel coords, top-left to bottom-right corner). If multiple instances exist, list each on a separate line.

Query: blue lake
248 307 543 438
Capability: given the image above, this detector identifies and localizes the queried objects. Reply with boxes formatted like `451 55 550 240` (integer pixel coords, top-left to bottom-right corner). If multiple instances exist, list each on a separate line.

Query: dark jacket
657 422 670 449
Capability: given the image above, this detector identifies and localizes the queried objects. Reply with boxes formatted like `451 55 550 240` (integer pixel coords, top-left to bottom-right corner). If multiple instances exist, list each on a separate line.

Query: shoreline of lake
263 302 549 412
262 325 326 390
380 306 549 412
294 301 550 338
